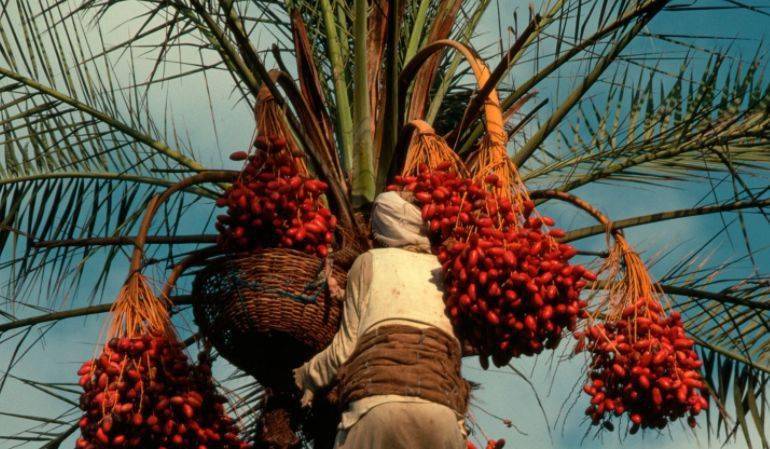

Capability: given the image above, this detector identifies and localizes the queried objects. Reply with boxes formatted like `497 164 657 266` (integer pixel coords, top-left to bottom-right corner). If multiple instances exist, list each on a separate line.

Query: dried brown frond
406 0 463 121
368 0 389 130
290 11 338 170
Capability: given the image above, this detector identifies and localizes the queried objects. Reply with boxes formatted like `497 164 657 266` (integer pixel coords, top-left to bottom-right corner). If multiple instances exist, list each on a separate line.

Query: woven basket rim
190 247 348 383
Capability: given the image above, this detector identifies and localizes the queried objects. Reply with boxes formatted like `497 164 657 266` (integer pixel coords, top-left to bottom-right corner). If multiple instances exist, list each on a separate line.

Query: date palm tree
0 0 768 447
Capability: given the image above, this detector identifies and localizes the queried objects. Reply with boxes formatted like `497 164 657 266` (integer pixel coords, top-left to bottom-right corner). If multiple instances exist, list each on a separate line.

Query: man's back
358 247 456 338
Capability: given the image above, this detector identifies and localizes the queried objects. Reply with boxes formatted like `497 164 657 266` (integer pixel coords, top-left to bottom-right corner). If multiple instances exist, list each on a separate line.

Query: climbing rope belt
335 324 470 415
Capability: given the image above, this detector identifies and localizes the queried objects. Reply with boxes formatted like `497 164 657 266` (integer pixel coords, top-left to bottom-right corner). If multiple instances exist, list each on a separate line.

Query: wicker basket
192 248 347 388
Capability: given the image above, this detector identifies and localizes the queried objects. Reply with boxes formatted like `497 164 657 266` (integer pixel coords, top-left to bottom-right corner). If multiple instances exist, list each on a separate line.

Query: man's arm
293 252 370 401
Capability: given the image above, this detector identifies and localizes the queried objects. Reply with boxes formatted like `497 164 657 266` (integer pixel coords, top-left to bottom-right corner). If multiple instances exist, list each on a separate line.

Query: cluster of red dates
216 136 336 257
577 296 708 431
390 164 593 366
76 337 250 449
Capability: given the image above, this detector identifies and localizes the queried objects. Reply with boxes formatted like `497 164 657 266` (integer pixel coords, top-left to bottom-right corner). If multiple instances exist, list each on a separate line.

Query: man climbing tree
294 191 470 449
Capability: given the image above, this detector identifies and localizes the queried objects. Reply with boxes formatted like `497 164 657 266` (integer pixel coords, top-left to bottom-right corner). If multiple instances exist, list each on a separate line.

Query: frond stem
559 198 770 242
510 6 662 167
0 172 217 198
459 0 670 155
318 0 355 172
31 235 217 249
0 67 206 172
0 296 193 333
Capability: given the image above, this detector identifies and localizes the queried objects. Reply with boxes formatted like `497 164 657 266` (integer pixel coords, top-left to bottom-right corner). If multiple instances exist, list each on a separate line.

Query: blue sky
0 1 768 448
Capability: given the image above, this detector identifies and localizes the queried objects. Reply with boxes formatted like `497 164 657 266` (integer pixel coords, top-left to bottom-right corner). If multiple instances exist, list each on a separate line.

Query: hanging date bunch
215 135 335 257
75 272 251 449
576 235 708 432
450 139 591 365
217 82 338 258
413 49 593 365
388 121 592 366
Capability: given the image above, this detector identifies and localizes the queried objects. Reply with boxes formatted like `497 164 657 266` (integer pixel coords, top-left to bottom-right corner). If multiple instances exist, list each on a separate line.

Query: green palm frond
0 1 222 302
0 1 769 448
526 55 770 190
654 247 770 447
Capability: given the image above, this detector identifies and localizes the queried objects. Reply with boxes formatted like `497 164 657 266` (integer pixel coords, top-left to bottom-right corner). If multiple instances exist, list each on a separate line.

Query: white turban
371 191 431 251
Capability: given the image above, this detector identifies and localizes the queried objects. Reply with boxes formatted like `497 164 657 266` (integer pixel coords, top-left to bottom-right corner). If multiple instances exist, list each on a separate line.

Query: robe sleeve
293 252 371 399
